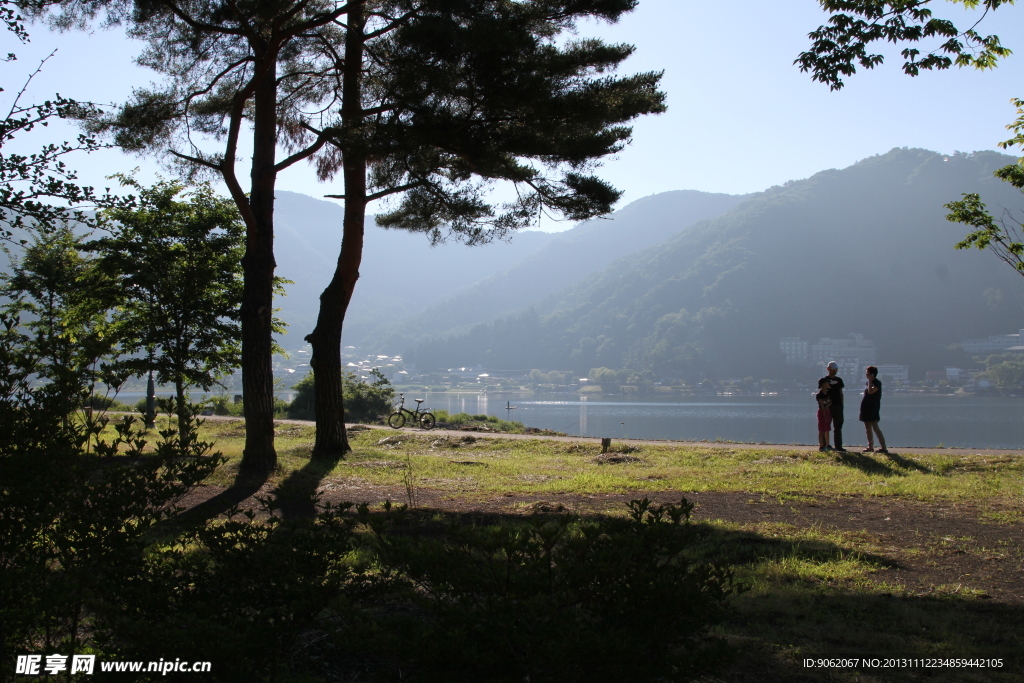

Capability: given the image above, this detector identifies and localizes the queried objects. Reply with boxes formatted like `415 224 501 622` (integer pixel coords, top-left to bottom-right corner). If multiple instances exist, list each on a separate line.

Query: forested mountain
359 190 747 347
411 148 1024 379
273 189 745 348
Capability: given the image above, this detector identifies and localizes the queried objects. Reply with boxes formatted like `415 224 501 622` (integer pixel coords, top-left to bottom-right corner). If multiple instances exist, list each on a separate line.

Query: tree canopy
88 175 248 437
0 225 119 422
795 0 1013 90
1 1 105 242
26 0 364 474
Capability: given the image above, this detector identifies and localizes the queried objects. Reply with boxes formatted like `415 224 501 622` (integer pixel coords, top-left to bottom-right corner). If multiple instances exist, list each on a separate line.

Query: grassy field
201 419 1023 509
179 417 1024 681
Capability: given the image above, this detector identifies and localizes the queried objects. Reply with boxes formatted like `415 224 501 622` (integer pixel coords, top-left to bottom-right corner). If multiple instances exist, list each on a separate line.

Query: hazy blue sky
6 0 1024 230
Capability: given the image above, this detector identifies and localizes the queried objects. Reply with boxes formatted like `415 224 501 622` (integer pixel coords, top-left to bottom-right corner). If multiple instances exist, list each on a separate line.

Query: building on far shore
875 364 909 383
779 337 808 366
809 334 877 376
962 328 1024 354
781 333 878 377
778 334 918 380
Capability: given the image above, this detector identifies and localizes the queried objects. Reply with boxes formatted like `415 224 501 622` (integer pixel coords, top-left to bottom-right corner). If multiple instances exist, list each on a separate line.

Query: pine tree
30 0 665 465
300 0 666 457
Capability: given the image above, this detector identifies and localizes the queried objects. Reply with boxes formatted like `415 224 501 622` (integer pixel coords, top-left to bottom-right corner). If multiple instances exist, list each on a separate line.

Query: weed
402 450 417 508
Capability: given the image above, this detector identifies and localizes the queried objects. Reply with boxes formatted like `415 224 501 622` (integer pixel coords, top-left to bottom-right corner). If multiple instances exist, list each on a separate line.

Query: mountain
412 148 1024 379
360 189 748 348
272 192 556 348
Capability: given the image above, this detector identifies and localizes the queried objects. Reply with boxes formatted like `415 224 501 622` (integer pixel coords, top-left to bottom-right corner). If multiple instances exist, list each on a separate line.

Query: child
816 377 833 451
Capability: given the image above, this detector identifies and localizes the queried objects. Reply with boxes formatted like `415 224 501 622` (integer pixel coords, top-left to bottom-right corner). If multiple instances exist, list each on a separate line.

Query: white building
875 364 909 383
779 337 808 366
810 334 877 376
962 329 1024 354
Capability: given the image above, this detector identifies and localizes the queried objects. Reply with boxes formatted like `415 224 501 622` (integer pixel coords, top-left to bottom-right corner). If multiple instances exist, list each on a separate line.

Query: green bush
287 369 394 423
432 409 525 433
91 498 736 681
1 312 225 673
204 394 244 416
84 393 134 412
348 498 739 682
94 503 363 681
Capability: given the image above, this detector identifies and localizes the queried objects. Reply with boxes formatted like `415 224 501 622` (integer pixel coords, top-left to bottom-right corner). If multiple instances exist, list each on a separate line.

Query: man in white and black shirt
818 361 846 452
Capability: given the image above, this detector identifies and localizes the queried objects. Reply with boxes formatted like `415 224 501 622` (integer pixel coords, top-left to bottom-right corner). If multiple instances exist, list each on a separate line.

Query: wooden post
601 437 611 453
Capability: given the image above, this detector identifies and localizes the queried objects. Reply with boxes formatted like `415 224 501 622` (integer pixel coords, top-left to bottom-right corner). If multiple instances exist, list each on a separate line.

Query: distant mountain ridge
272 188 747 349
411 148 1024 379
359 190 748 347
272 192 556 347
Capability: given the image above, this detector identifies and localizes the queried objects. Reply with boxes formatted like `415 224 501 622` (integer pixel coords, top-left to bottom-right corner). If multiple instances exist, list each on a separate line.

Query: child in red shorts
816 377 833 451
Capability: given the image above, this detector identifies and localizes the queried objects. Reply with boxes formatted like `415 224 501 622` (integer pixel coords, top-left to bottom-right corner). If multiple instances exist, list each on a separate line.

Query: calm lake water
424 392 1024 450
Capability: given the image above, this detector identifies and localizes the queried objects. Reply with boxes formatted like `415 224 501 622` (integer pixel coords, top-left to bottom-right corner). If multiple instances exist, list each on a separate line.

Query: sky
6 0 1024 231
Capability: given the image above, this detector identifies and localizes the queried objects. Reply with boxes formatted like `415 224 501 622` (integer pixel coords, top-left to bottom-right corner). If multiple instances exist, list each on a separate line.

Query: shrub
203 394 244 416
93 503 363 681
349 498 740 681
0 312 225 671
432 409 525 433
84 393 134 411
287 369 394 423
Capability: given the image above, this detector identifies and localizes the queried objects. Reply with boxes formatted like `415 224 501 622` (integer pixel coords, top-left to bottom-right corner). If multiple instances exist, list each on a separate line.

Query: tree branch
324 179 424 202
165 4 247 37
170 149 220 170
274 134 332 173
363 8 421 40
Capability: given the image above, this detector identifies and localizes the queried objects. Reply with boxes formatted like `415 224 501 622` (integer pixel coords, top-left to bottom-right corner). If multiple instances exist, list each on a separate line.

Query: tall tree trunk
307 1 366 461
238 53 280 477
174 378 189 454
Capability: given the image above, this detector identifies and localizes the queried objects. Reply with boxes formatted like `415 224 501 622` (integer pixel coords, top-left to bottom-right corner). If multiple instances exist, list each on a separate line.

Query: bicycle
387 393 436 430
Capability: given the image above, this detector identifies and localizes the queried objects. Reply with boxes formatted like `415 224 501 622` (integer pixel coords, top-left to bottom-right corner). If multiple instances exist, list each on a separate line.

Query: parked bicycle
387 393 436 430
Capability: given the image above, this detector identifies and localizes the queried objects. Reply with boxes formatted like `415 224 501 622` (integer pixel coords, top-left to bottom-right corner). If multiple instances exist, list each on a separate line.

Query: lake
423 392 1024 450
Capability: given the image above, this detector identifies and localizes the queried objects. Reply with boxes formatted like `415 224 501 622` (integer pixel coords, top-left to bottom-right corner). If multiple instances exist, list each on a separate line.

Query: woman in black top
859 365 888 454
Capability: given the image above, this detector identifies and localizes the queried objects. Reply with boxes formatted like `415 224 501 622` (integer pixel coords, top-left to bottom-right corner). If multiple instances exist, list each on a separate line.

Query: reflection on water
420 392 1024 449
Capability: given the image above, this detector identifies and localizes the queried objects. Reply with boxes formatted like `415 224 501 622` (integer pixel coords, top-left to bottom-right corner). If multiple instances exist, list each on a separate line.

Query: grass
194 424 1024 508
93 416 1024 681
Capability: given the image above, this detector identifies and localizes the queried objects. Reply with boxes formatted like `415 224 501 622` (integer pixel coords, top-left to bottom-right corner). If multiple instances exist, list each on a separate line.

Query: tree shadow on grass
685 519 901 570
158 469 270 534
715 587 1023 682
121 495 1024 682
660 520 1022 681
157 447 344 531
273 454 340 520
297 506 1021 681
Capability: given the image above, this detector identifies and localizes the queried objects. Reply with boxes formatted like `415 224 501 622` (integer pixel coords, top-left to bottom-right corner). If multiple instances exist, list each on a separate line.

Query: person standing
819 361 846 452
815 378 833 451
859 365 888 454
